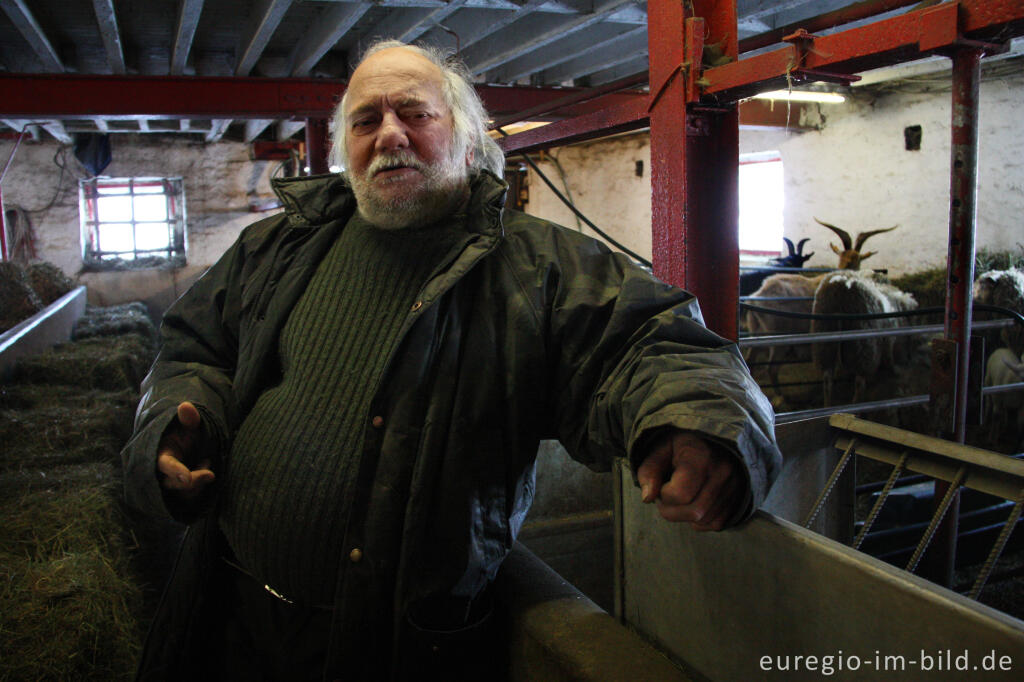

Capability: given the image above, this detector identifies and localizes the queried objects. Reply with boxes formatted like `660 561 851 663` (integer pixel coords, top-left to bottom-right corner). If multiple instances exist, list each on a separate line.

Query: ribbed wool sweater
219 210 469 606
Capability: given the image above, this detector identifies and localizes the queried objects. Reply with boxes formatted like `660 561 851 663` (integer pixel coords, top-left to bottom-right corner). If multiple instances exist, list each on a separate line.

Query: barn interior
2 0 1024 679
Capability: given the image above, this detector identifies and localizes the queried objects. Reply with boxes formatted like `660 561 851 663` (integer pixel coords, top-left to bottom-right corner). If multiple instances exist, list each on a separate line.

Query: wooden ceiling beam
171 0 205 75
0 0 64 72
91 0 126 74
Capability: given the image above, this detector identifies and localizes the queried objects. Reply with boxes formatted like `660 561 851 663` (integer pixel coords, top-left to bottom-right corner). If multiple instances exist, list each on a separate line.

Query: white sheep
811 271 918 406
973 267 1024 355
743 273 821 389
983 346 1024 451
743 220 899 391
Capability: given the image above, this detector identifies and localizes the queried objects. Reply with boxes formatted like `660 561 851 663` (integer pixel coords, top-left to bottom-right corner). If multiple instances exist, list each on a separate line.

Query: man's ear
465 144 475 167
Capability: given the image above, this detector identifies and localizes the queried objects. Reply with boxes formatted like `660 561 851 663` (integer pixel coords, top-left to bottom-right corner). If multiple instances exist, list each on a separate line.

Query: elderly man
122 40 780 681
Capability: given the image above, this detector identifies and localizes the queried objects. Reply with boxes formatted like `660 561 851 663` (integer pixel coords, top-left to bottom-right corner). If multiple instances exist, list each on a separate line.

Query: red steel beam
0 73 646 122
665 0 740 340
705 0 1024 103
739 0 925 54
497 97 650 156
305 117 329 175
647 0 690 296
924 45 986 588
496 99 819 156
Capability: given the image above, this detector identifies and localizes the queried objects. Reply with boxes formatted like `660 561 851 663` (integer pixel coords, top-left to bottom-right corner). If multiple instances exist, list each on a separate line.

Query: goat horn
814 218 852 250
782 237 796 256
854 225 898 251
796 238 811 254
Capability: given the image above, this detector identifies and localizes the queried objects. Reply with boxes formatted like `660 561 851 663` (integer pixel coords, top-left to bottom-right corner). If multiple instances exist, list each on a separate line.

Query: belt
222 556 335 611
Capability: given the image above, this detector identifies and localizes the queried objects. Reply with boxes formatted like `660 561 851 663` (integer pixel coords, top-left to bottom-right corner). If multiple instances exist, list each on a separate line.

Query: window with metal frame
79 177 186 267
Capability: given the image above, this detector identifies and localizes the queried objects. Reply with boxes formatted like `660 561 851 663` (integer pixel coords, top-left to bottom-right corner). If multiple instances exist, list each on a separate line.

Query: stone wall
0 134 280 315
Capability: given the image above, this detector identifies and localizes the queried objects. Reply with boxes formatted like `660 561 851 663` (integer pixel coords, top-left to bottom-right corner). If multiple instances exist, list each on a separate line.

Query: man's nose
375 112 409 152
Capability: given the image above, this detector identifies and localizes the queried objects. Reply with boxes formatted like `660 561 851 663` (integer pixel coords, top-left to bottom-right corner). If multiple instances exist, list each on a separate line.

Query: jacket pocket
398 590 506 682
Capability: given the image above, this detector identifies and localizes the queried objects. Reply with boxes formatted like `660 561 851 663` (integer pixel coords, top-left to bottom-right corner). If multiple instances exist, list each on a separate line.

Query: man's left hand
636 430 744 531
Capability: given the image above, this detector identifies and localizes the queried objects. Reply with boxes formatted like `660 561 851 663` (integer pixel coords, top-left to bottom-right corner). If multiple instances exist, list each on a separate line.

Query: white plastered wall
0 134 280 314
522 71 1024 277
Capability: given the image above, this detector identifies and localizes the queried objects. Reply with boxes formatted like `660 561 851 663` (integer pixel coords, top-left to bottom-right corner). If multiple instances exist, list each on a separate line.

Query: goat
814 218 898 270
743 220 897 391
983 346 1024 451
811 271 918 407
739 237 814 296
973 267 1024 355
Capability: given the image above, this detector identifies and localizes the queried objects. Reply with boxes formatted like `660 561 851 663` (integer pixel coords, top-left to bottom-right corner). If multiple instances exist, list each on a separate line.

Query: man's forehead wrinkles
346 89 442 117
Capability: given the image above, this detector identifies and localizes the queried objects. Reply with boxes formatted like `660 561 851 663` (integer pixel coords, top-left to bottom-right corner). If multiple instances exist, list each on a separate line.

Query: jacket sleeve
540 227 781 516
120 234 249 522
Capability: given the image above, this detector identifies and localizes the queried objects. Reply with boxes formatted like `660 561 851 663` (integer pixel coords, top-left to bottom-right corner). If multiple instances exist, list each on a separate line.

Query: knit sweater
219 210 470 605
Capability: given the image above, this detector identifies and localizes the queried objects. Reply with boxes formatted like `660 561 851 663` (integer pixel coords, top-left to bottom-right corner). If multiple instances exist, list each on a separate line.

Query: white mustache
369 151 427 177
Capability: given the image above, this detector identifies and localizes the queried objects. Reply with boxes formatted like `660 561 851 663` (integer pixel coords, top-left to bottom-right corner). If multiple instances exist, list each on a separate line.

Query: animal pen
4 0 1024 679
495 0 1024 678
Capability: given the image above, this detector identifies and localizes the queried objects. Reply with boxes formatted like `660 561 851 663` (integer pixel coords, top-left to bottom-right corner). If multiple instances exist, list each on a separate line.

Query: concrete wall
522 71 1024 277
0 134 281 315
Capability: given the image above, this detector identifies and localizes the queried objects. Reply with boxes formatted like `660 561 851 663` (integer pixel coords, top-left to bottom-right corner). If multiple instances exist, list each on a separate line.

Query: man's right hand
157 401 216 497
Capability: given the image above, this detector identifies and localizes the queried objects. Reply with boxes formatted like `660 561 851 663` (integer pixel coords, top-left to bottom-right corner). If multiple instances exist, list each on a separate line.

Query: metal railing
803 414 1024 600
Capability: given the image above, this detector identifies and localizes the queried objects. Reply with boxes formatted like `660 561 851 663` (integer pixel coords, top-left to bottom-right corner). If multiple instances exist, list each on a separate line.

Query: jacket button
371 415 384 428
349 548 363 563
410 300 423 312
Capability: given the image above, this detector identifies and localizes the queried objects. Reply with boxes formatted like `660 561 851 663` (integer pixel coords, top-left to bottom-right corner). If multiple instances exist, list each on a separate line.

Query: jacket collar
270 170 509 236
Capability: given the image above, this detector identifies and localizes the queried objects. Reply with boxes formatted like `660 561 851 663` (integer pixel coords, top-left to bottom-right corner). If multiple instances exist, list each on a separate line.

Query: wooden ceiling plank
171 0 205 75
542 29 647 84
495 24 644 84
0 0 64 72
206 118 233 142
289 2 371 76
236 0 293 76
92 0 127 75
245 119 274 142
277 119 306 140
462 0 636 75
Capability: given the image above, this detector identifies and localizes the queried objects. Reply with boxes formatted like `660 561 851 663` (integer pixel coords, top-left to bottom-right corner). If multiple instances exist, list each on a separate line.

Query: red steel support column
305 117 330 175
927 47 984 587
648 0 739 339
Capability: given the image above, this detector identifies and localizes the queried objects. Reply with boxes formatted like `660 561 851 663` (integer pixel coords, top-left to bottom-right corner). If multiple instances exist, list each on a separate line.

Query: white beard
348 148 470 230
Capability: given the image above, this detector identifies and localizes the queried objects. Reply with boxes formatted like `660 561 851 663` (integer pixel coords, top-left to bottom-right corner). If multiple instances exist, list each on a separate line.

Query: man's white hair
330 40 505 178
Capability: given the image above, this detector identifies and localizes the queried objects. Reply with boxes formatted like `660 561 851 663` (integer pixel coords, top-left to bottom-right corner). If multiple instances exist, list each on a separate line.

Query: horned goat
811 271 918 406
815 218 898 270
739 237 814 296
743 220 898 390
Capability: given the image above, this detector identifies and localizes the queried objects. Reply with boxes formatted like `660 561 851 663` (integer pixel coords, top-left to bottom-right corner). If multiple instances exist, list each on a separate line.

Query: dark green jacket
122 171 781 680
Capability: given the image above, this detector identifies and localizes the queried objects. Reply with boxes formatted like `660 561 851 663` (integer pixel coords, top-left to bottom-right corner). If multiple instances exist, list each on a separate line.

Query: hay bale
9 334 156 392
0 551 142 681
891 267 948 311
0 384 136 411
0 260 44 333
0 461 114 498
0 477 142 681
0 393 136 472
73 302 158 344
26 261 74 306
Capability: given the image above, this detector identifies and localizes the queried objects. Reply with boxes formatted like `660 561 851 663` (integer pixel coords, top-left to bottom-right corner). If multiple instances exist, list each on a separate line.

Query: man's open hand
157 401 216 498
636 430 744 531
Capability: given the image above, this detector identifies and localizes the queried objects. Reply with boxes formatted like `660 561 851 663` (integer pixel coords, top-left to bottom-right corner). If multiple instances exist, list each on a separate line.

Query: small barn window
79 177 186 268
739 152 784 256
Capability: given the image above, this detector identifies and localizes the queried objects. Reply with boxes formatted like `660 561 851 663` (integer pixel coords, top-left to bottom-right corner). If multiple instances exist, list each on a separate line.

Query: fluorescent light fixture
753 90 846 103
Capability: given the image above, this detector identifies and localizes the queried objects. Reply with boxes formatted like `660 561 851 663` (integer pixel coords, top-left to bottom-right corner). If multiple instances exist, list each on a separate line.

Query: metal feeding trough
613 415 1024 681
